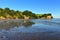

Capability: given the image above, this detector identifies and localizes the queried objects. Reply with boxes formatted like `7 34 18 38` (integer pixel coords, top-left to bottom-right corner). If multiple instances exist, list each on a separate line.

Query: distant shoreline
0 8 53 20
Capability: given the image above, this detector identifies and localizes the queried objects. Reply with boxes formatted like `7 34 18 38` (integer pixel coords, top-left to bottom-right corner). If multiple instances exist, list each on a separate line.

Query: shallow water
0 19 60 40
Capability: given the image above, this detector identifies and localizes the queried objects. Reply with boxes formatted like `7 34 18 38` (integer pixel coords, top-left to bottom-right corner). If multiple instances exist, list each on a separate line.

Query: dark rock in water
0 33 7 40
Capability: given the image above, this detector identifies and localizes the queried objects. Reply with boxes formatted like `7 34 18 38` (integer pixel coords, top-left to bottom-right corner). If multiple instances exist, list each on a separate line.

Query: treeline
0 7 53 19
36 14 53 19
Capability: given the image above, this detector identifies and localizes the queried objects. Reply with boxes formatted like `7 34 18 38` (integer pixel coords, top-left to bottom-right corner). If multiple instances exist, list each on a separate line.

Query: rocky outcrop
46 15 53 19
24 15 29 20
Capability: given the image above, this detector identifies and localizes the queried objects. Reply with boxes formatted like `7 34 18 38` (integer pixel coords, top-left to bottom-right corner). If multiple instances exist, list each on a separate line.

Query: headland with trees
0 7 53 20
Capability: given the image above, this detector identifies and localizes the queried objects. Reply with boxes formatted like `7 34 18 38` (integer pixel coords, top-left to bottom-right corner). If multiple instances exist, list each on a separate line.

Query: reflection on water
23 20 35 27
0 19 60 40
0 19 35 30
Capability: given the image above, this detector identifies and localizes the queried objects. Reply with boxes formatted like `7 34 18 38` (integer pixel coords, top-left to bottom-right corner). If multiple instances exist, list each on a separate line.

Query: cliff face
41 16 53 19
24 16 29 20
37 14 53 19
46 15 53 19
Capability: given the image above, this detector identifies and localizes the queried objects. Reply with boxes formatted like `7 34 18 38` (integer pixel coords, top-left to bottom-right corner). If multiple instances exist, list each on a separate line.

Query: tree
22 10 32 16
0 8 3 12
22 10 38 19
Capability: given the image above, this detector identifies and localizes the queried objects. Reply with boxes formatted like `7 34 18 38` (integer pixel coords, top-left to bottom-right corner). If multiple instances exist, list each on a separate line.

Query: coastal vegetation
0 7 53 19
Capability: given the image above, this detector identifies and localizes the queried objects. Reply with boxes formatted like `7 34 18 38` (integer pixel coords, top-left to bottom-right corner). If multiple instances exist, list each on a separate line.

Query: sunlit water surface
0 18 60 40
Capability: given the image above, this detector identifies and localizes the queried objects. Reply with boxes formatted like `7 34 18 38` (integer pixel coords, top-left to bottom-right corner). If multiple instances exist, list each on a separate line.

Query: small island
0 8 53 20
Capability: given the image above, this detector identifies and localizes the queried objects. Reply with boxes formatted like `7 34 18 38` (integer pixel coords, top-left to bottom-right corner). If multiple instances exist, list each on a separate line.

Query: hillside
0 8 53 19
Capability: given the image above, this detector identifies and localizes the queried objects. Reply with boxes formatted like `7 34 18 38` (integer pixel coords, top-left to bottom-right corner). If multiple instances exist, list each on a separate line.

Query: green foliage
36 13 53 19
0 8 53 19
22 10 38 19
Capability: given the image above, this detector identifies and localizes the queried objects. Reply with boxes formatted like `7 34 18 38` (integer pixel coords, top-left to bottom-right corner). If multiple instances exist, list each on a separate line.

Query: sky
0 0 60 18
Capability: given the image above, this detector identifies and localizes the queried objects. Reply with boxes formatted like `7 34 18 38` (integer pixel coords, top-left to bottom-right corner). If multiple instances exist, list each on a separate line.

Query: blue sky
0 0 60 18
